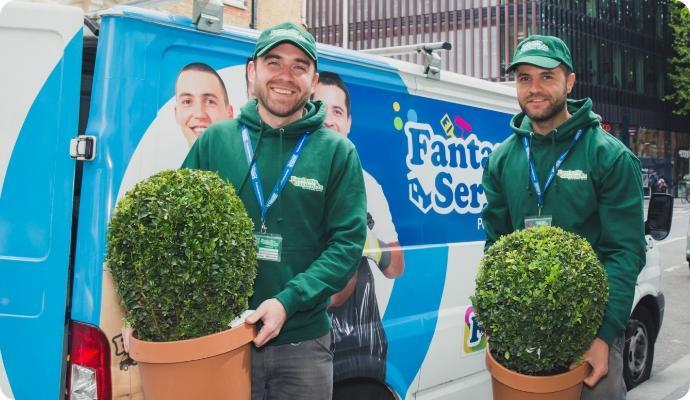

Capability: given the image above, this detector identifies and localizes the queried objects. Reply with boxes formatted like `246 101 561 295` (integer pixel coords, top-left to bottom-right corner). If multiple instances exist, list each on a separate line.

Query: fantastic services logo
390 101 499 216
404 121 496 214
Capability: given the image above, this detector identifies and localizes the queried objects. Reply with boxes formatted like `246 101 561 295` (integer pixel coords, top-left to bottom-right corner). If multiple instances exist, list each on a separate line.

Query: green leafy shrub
471 226 607 376
106 169 257 342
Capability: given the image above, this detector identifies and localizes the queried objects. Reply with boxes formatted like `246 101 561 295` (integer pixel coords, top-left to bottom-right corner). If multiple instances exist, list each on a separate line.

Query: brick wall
256 0 304 29
24 0 306 30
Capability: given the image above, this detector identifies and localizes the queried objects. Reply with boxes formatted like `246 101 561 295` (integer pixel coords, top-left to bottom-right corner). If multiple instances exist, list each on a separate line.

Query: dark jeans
251 333 334 400
581 336 626 400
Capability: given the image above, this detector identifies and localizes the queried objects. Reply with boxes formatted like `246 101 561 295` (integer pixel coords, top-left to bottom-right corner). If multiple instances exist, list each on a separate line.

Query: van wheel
624 307 655 390
333 380 395 400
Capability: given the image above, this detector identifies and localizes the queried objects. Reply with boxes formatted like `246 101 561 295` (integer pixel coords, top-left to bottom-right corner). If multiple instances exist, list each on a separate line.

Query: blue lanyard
241 125 309 233
521 129 583 214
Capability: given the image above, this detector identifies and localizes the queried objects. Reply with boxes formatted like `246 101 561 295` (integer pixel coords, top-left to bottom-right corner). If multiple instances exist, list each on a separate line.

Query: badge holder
524 215 552 229
255 224 283 262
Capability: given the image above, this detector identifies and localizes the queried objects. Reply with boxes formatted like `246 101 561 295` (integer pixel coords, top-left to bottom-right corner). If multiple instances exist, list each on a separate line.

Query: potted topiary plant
471 226 608 400
106 169 258 400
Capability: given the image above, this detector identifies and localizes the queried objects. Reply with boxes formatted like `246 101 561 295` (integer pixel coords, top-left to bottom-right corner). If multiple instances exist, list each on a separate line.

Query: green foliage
471 226 607 376
106 169 257 342
665 1 690 116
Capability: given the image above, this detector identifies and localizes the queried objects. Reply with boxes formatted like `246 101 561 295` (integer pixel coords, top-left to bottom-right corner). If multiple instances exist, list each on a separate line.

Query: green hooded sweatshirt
183 99 367 345
482 98 646 345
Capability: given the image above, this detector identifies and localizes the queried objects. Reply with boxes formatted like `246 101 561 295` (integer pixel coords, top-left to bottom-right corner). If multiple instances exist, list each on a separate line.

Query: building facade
35 0 304 31
306 0 688 187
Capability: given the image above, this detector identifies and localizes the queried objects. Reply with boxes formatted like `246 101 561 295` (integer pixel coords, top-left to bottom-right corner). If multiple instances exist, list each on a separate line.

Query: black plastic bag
330 257 388 383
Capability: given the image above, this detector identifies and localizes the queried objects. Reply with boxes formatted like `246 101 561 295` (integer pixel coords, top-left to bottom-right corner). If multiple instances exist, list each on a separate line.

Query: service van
0 2 672 399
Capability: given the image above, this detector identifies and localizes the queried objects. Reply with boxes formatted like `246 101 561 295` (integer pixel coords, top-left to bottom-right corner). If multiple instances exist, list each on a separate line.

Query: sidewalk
627 354 690 400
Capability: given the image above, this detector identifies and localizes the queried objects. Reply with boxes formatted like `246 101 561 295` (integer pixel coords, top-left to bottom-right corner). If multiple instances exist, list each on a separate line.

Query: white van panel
0 1 81 196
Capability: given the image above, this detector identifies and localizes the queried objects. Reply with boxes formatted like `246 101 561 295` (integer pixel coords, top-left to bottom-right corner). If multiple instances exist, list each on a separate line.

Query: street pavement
627 354 690 400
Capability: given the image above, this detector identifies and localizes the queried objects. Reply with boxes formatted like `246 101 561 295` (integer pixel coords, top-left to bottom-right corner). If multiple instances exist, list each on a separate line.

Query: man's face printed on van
174 69 233 147
312 83 351 136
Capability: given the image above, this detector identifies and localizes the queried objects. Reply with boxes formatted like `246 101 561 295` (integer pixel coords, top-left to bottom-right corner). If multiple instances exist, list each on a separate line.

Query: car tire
624 307 655 390
333 379 396 400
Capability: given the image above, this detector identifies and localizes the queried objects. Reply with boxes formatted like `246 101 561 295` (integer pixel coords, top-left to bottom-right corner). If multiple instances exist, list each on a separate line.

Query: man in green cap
481 35 645 399
183 22 367 399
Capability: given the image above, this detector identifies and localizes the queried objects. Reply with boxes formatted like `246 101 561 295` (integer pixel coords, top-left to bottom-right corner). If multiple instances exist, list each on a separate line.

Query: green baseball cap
253 22 318 66
508 35 573 72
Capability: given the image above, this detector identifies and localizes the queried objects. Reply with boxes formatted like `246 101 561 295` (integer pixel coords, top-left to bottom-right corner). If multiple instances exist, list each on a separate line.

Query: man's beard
255 82 310 119
520 95 567 123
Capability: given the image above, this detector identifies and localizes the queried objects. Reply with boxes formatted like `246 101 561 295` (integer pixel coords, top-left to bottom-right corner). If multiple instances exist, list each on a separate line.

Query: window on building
656 1 666 39
599 41 612 86
623 0 635 27
634 0 644 30
588 36 599 84
613 47 622 89
609 0 618 22
657 58 665 97
636 128 661 160
599 0 610 19
636 52 644 93
642 0 655 33
623 48 635 91
643 54 657 97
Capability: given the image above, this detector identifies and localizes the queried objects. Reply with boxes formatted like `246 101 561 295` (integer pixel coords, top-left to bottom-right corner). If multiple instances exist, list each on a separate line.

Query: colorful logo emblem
463 306 486 353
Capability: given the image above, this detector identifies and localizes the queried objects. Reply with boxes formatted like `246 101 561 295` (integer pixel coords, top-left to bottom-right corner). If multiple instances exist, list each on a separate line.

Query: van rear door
0 2 83 398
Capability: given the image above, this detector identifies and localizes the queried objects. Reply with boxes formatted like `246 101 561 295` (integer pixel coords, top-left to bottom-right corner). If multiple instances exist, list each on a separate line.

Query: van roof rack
361 41 452 81
192 0 223 33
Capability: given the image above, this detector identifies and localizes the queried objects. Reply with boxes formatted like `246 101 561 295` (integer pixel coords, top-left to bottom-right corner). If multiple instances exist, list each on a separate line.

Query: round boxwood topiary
471 226 607 376
106 169 257 342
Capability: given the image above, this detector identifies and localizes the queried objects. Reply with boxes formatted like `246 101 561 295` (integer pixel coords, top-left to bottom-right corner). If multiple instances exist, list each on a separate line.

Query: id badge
524 215 553 229
254 233 283 262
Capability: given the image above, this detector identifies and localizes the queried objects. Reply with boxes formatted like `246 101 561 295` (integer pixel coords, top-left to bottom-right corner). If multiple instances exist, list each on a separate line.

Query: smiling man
174 62 234 147
182 22 366 400
481 35 645 400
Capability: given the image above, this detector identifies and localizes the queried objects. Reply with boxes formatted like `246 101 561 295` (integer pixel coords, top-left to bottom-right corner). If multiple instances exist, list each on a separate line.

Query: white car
624 193 673 389
686 215 690 270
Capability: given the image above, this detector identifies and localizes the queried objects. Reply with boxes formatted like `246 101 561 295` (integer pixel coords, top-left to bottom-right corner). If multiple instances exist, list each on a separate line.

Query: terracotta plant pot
128 322 255 400
485 347 591 400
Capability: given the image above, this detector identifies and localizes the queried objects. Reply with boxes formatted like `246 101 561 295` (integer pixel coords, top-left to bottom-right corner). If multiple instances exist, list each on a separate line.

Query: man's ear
311 72 319 94
566 72 576 95
226 104 234 118
345 115 352 134
247 60 256 77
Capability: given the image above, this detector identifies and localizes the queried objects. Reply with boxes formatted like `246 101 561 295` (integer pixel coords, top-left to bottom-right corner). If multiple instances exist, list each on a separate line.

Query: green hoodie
183 99 367 345
482 98 646 345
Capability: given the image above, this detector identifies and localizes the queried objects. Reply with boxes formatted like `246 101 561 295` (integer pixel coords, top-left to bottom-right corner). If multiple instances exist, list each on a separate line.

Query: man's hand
245 298 287 347
572 338 610 387
330 272 357 308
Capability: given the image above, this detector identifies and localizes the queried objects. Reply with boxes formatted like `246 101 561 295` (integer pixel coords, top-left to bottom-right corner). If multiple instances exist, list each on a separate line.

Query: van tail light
67 321 111 400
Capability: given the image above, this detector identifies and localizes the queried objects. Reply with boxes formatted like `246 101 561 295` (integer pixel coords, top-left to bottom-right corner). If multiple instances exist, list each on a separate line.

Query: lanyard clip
538 206 543 217
260 222 268 234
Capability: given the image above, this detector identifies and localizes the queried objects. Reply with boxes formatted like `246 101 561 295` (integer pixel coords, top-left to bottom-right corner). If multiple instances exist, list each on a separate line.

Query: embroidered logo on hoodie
290 176 324 192
557 169 588 181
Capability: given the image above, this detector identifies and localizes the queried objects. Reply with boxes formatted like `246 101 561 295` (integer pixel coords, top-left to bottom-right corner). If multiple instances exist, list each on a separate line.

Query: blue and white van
0 2 670 399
